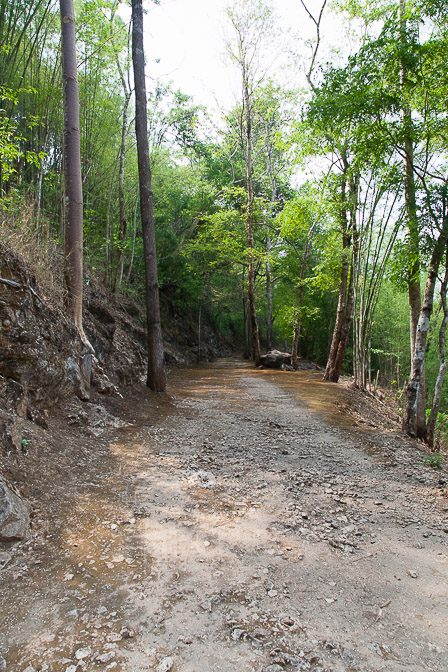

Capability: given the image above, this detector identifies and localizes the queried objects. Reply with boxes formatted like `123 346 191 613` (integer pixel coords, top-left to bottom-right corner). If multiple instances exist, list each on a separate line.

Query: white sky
142 0 348 115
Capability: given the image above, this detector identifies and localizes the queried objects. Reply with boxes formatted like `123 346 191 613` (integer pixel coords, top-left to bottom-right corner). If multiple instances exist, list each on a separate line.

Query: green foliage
424 452 444 469
0 86 45 188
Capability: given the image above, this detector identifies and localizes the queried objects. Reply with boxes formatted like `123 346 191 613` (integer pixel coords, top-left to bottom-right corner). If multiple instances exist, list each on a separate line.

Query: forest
1 0 448 447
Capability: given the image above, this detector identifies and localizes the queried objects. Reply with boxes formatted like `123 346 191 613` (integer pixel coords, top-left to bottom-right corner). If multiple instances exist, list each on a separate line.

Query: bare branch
300 0 328 91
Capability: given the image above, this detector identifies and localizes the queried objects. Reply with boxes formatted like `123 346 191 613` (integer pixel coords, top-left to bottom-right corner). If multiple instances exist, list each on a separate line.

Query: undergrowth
0 195 65 308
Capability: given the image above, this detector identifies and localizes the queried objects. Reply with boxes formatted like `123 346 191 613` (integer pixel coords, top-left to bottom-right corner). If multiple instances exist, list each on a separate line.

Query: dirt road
1 359 448 672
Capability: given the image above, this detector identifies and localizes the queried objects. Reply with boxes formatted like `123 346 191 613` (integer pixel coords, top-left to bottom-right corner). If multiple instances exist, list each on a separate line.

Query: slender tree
403 221 448 437
399 0 426 434
60 0 91 349
324 166 359 382
427 244 448 446
226 0 278 366
131 0 166 392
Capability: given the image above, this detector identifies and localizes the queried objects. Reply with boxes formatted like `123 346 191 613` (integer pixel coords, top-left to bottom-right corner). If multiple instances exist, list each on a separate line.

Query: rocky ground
1 358 448 672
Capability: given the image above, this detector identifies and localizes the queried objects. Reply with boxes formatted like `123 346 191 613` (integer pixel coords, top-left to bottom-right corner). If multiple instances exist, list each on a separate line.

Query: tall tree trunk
111 16 132 293
291 309 302 369
400 0 425 435
197 303 202 364
324 166 358 382
112 91 131 292
427 246 448 447
266 232 273 351
241 266 250 359
265 115 277 352
325 256 349 381
105 154 118 284
60 0 91 350
332 238 357 378
242 62 261 367
403 224 448 438
131 0 166 392
292 221 317 369
333 178 359 380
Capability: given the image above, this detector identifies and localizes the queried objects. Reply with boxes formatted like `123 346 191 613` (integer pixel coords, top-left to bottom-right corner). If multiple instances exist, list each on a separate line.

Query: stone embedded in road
157 656 174 672
107 632 122 643
0 478 30 541
96 651 116 664
75 646 92 660
120 626 135 639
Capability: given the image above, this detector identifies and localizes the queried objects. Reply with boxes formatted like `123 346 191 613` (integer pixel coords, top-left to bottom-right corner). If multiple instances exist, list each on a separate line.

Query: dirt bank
1 359 447 672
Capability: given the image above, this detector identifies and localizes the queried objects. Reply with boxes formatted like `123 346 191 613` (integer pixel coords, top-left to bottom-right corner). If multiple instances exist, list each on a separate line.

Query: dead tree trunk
131 0 166 392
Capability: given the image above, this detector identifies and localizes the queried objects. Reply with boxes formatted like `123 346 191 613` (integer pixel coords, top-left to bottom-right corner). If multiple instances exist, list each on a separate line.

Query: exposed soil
1 358 448 672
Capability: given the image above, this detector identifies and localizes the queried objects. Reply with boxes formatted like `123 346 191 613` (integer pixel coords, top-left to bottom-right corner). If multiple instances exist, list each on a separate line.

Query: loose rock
157 657 174 672
0 478 30 541
74 646 92 660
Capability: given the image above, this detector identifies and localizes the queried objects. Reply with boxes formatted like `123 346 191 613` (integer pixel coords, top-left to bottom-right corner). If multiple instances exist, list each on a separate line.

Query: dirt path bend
1 358 448 672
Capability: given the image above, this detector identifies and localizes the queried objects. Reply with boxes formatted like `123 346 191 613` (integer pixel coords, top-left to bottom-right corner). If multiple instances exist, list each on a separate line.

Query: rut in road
1 358 448 672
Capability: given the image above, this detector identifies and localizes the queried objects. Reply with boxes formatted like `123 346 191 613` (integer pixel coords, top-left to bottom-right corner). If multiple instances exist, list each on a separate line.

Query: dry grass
0 198 65 309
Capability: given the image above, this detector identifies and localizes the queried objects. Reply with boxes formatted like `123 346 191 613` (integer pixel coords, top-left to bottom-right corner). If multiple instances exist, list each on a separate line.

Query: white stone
96 651 116 664
75 646 92 660
157 657 174 672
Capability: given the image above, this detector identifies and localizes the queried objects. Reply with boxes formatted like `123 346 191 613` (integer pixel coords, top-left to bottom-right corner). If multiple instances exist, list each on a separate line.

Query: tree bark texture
426 246 448 446
403 224 448 438
131 0 166 392
60 0 90 349
125 192 139 285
